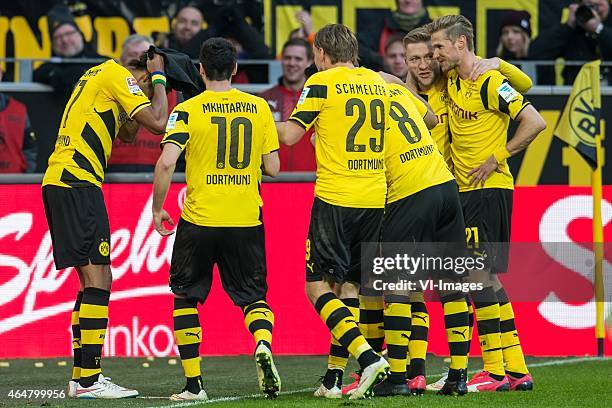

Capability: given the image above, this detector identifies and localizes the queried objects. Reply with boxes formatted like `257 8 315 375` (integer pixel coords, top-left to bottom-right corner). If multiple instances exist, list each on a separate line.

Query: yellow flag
553 60 601 168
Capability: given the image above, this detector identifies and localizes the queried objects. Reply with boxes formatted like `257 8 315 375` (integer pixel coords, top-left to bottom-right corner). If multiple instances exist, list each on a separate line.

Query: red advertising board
0 184 611 358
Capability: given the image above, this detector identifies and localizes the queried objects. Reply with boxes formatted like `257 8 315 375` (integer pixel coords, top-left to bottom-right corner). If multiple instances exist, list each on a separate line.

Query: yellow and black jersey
162 89 279 227
418 80 452 170
43 60 151 188
445 70 530 192
385 84 454 204
289 66 389 208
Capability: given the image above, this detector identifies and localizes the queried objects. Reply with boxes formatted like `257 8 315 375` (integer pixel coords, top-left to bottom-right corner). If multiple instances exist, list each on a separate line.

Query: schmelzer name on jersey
448 97 478 120
335 83 387 96
206 174 251 185
202 102 258 114
400 144 435 163
347 158 384 170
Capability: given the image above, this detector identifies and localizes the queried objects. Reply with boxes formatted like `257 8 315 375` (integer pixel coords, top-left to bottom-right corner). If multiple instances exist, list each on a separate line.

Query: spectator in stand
496 11 532 60
529 0 612 84
33 5 106 99
359 0 431 71
108 35 178 173
159 4 269 60
158 5 208 59
259 38 315 171
0 69 37 173
383 36 408 80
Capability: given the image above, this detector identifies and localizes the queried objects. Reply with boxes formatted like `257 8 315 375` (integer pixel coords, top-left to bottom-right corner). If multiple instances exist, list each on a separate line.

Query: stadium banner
0 183 611 359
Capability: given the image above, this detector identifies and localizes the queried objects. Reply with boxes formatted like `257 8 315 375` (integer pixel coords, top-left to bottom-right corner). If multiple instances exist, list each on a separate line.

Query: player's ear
199 63 206 81
232 62 238 77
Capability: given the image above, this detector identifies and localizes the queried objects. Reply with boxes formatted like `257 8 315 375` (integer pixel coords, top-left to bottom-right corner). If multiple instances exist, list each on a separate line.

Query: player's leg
42 186 86 397
168 219 213 401
217 225 280 398
307 199 388 399
373 294 411 397
407 290 429 393
67 271 84 398
323 283 359 394
460 189 509 392
490 189 532 390
435 181 470 395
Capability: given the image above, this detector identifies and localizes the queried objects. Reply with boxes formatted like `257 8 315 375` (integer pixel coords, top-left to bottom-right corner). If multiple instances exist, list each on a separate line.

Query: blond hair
314 24 358 64
403 26 431 47
428 15 474 51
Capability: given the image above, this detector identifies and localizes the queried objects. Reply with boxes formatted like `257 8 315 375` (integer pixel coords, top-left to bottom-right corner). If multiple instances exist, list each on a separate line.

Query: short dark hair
282 38 313 60
314 24 358 64
199 37 237 81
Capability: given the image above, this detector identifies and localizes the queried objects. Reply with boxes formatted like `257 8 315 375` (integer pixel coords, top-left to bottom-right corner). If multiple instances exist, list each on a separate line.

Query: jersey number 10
211 116 252 170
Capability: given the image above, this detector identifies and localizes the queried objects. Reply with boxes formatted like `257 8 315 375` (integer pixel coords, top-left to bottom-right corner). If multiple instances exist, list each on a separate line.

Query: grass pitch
0 356 609 407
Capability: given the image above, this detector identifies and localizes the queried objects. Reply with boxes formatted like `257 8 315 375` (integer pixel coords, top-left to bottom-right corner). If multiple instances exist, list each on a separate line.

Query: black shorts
460 188 513 273
306 198 384 284
382 180 465 243
169 218 268 306
381 180 466 280
42 185 111 270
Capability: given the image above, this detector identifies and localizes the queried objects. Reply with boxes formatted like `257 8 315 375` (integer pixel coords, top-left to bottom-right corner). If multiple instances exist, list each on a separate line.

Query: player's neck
204 80 233 92
457 52 477 80
327 61 355 70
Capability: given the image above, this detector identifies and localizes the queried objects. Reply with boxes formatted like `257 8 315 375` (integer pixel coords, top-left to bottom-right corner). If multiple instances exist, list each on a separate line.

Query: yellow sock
497 289 529 376
384 302 411 376
328 298 359 370
314 293 372 362
359 295 385 352
173 298 202 380
473 288 504 377
442 294 469 370
243 300 274 349
407 291 428 378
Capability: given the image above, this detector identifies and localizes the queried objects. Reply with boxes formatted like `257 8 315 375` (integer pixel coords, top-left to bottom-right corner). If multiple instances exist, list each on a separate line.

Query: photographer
529 0 612 84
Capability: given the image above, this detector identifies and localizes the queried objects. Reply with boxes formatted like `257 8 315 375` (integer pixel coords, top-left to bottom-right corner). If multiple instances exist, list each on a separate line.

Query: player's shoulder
386 82 408 98
478 70 507 88
99 59 130 76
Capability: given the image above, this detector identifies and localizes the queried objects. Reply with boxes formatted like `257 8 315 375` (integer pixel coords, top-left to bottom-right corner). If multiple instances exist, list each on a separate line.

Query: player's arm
469 57 533 93
280 78 325 145
276 121 306 146
133 54 169 134
262 151 280 176
152 143 180 236
116 119 139 143
504 104 547 156
468 78 546 187
379 71 437 129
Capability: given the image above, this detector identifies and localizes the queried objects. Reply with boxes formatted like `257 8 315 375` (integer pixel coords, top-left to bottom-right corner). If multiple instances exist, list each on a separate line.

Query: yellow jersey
162 88 279 227
43 59 151 188
418 80 452 170
289 66 389 208
445 70 530 192
385 84 454 204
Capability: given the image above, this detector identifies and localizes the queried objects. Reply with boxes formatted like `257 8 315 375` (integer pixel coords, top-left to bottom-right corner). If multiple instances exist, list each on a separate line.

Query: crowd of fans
1 0 611 173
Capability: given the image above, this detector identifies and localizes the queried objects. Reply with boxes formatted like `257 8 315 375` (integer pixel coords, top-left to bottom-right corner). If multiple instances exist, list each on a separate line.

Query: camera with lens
575 3 597 26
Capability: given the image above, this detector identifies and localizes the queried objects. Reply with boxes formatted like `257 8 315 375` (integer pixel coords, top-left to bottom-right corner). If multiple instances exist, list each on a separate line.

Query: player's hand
147 53 165 74
467 155 501 188
153 209 175 236
137 74 153 99
470 57 500 81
